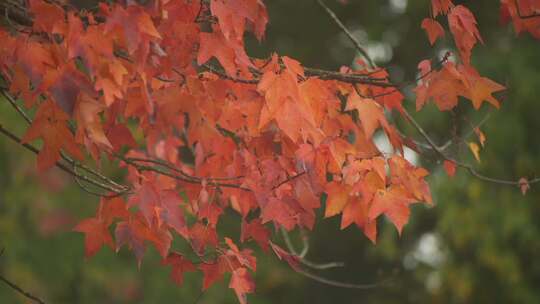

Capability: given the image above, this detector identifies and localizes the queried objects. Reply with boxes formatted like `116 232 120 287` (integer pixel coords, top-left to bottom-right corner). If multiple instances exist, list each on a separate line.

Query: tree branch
1 0 397 88
280 228 345 270
0 275 46 304
295 267 385 289
116 154 253 191
0 252 46 304
0 89 129 194
402 109 540 187
0 123 126 194
125 156 244 182
315 0 375 69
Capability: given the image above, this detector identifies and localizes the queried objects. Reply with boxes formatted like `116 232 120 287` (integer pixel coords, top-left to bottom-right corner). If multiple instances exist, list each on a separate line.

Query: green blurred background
1 0 540 303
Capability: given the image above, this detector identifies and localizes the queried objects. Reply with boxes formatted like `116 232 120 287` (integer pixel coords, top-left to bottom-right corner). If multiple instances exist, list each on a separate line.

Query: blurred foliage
1 0 540 303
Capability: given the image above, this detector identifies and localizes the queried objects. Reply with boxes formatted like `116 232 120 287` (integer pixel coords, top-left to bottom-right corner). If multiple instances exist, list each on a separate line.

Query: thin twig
315 0 375 69
398 111 492 152
272 172 306 190
295 267 384 289
298 229 310 258
0 274 46 304
72 163 130 198
202 62 397 87
117 154 252 191
0 123 124 194
280 228 345 270
126 157 244 182
402 109 540 186
1 1 397 88
1 89 128 193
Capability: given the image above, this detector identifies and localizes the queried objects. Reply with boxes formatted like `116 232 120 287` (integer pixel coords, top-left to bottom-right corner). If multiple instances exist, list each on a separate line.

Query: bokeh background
1 0 540 303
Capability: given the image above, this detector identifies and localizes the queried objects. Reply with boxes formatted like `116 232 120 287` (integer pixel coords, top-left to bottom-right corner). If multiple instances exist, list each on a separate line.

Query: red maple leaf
22 101 83 171
161 252 197 286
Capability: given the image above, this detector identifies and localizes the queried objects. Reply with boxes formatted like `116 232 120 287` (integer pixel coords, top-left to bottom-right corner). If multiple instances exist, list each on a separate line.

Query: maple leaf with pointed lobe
368 187 411 235
103 4 161 55
459 65 506 109
448 5 483 66
73 218 113 258
128 181 160 225
415 62 465 111
115 213 172 266
257 56 320 143
241 219 270 251
211 0 269 42
74 94 113 150
388 156 433 204
345 92 387 139
225 238 257 271
29 0 65 33
500 0 540 38
22 101 83 171
269 241 301 271
421 18 445 45
340 195 377 243
198 28 253 77
158 190 188 238
431 0 454 16
189 222 219 255
199 256 229 290
162 252 197 286
98 197 131 225
73 197 130 258
229 268 255 304
260 197 299 231
324 181 351 218
416 61 506 111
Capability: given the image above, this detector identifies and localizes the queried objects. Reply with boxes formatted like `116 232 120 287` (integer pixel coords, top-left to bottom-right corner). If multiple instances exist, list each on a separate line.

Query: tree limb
0 123 126 194
401 109 540 187
315 0 375 69
0 89 129 194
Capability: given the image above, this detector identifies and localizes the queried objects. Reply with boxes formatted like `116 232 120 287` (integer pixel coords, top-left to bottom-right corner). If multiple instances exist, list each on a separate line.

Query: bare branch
315 0 375 69
201 62 397 87
0 273 46 304
0 89 129 193
125 157 244 182
397 111 492 153
295 267 386 289
272 171 306 190
280 228 345 270
0 123 126 194
116 154 253 191
0 0 32 27
402 109 540 187
0 1 397 88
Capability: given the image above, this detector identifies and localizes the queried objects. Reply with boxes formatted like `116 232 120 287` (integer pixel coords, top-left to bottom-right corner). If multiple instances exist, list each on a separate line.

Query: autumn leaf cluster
0 0 537 302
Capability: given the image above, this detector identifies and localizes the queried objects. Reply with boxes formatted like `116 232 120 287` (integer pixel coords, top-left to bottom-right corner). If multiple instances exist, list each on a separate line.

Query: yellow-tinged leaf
468 142 481 162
